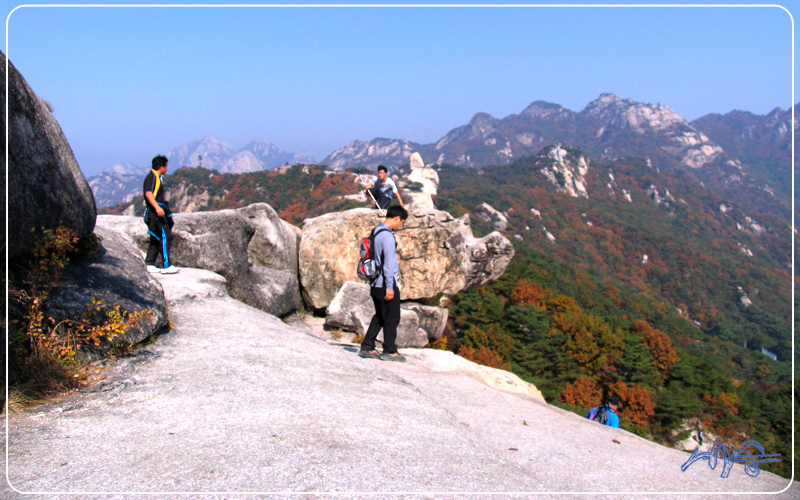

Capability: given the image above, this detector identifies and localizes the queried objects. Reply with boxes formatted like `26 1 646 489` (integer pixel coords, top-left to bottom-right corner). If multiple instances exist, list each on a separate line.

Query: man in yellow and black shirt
143 155 178 274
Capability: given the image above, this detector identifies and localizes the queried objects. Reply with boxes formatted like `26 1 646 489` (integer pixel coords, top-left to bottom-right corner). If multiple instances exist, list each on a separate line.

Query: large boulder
236 203 300 273
169 210 254 278
299 208 514 310
227 265 302 318
96 208 302 317
42 226 169 357
324 281 448 348
3 51 96 258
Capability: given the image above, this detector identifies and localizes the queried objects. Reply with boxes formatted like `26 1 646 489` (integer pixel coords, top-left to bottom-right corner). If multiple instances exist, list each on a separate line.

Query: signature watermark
681 440 781 478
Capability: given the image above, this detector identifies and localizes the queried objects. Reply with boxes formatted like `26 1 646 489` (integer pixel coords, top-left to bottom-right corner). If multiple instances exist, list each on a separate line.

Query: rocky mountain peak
167 135 236 170
243 139 280 156
467 112 499 137
221 150 263 174
106 162 144 176
583 93 684 133
582 92 627 114
520 101 569 119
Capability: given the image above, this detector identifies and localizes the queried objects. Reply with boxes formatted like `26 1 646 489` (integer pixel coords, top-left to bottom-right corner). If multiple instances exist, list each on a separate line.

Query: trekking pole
358 174 386 217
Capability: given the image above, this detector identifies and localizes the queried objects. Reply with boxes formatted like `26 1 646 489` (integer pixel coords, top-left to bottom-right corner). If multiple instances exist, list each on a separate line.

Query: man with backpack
586 395 621 428
358 205 408 362
363 165 405 210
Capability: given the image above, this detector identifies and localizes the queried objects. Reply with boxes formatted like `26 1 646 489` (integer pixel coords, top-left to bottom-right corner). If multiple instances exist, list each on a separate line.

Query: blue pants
144 208 174 268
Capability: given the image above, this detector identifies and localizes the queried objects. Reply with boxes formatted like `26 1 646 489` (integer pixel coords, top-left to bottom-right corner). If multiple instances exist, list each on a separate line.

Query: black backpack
588 406 610 425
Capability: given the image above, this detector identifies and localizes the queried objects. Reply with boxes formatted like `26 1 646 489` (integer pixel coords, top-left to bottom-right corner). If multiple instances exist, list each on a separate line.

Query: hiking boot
146 265 160 274
358 349 381 359
161 265 180 274
380 352 406 362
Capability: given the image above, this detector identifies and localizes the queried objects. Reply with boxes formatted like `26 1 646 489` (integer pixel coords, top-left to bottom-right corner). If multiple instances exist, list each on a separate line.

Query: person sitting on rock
358 205 408 362
143 155 178 274
586 395 621 428
364 165 405 210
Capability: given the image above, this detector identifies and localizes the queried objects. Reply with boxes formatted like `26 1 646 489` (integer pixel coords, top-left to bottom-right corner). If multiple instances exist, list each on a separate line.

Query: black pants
366 188 391 209
144 208 174 268
361 286 400 353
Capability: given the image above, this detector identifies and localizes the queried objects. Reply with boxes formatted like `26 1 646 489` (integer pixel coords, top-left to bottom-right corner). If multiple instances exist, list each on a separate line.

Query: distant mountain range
88 137 315 207
167 136 315 173
88 94 795 217
87 162 145 208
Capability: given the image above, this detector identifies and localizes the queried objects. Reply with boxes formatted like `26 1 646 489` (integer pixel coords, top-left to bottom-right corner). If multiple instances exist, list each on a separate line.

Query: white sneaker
146 265 160 274
160 265 179 274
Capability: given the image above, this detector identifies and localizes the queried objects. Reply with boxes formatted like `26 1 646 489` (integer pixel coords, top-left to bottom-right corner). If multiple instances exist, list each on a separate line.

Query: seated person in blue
586 395 621 428
364 165 405 210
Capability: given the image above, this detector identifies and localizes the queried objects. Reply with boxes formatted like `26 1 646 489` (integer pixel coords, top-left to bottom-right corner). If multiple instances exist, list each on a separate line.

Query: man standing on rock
364 165 405 210
359 205 408 362
143 155 179 274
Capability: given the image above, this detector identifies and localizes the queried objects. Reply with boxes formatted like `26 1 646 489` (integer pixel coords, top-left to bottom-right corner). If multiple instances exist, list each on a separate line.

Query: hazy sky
4 1 795 177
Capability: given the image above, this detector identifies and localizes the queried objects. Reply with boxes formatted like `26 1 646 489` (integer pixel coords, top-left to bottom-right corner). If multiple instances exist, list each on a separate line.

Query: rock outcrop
403 152 439 210
299 208 515 310
96 208 302 317
42 226 169 356
3 51 96 258
476 203 509 232
324 281 447 348
539 144 590 198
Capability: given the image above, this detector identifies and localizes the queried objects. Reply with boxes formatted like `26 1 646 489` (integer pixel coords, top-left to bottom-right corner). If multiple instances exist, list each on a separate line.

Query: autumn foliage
511 279 549 310
633 321 679 372
560 377 602 409
609 381 655 428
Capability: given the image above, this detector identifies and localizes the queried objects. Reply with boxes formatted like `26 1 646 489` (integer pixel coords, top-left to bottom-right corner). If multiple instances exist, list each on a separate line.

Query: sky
3 1 796 177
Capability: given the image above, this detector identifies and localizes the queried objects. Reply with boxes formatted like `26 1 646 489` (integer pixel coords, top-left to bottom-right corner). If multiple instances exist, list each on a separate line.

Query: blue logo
681 440 781 478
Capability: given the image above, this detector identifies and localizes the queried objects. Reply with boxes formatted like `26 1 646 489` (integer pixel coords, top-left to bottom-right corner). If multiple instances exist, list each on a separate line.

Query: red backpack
357 227 391 282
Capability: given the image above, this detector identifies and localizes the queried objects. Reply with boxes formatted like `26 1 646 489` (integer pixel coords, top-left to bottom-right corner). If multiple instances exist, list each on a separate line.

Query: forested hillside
433 147 794 478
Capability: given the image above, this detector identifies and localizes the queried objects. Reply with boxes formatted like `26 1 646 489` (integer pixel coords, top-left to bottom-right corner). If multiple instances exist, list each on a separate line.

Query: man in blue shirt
586 396 621 428
359 205 408 362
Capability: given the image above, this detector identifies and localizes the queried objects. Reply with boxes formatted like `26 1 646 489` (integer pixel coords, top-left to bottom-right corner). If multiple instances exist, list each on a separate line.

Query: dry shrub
9 226 150 404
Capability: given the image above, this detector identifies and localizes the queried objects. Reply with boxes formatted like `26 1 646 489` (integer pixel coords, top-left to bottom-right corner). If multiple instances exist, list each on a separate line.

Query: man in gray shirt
364 165 405 210
359 205 409 362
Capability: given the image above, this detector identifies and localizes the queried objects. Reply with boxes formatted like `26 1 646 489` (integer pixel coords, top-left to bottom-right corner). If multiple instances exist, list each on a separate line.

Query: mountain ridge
89 94 793 218
321 93 792 219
